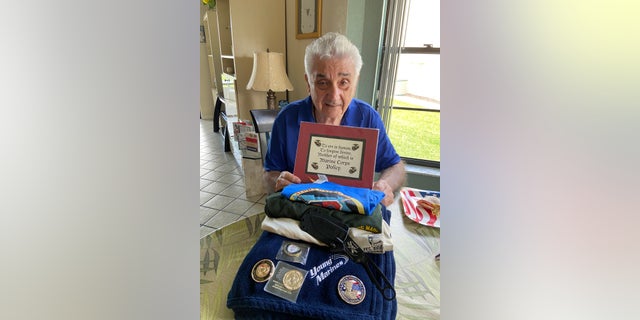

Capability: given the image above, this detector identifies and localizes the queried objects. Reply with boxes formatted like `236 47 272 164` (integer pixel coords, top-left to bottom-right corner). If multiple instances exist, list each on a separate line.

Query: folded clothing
227 208 397 320
261 216 393 253
281 181 385 216
266 192 383 233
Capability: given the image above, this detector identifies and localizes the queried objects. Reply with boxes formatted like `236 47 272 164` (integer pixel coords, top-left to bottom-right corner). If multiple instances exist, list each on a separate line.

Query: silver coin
284 243 302 256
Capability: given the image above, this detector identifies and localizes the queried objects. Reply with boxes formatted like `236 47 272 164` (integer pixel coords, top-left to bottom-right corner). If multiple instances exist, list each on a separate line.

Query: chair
249 109 280 164
214 95 231 152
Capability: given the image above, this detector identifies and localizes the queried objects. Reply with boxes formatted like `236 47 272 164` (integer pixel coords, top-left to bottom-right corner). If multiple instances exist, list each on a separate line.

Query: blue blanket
227 208 397 320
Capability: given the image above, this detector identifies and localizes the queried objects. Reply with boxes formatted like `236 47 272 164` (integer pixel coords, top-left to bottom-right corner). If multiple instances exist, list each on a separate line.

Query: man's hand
372 161 406 207
373 180 395 207
274 171 301 191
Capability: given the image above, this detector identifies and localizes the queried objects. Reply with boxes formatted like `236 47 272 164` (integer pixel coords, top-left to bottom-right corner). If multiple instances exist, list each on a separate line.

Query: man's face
305 57 358 123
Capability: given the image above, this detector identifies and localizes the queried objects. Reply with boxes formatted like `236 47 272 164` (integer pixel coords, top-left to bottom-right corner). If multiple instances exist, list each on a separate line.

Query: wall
230 0 287 121
347 0 386 105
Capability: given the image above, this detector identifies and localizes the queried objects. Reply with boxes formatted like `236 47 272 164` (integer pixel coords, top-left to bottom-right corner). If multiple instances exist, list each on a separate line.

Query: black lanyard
300 208 396 301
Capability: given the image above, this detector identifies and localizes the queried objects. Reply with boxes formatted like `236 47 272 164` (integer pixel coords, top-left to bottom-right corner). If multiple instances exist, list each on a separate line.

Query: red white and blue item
400 187 441 227
338 275 366 305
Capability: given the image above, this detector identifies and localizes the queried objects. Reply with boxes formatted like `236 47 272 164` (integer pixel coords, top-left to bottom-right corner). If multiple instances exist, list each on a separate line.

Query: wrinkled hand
275 171 301 191
372 180 394 207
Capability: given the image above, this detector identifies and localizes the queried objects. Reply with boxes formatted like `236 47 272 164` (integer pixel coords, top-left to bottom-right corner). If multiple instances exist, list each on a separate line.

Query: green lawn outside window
387 100 440 162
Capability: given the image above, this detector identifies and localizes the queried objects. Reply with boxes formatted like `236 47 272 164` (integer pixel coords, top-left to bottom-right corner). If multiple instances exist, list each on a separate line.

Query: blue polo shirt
264 96 401 174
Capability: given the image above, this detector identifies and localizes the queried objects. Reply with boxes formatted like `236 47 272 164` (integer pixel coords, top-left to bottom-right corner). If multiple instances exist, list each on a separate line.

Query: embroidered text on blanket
309 254 349 286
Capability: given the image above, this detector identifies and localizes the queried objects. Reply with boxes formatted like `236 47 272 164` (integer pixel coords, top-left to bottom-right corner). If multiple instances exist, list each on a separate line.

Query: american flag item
400 187 441 228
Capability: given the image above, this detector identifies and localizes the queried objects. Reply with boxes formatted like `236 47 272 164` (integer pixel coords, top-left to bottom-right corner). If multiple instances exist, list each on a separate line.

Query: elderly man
263 32 405 206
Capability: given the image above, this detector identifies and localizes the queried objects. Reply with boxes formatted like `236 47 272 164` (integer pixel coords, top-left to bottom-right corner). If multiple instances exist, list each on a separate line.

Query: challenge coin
282 269 304 290
338 275 366 305
284 243 302 256
251 259 274 283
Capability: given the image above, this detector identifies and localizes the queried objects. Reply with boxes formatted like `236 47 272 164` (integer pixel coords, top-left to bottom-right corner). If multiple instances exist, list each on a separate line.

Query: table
200 196 440 319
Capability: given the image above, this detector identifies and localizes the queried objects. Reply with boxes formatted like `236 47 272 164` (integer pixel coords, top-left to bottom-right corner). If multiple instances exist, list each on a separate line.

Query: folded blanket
227 208 397 320
261 216 393 253
266 192 383 233
281 181 385 216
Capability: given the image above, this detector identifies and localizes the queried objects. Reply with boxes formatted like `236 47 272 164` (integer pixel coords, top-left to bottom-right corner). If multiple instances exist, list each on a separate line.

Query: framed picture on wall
296 0 322 39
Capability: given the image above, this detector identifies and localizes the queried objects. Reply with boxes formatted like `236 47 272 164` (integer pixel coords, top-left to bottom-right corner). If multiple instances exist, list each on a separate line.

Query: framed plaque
295 0 322 39
293 122 378 188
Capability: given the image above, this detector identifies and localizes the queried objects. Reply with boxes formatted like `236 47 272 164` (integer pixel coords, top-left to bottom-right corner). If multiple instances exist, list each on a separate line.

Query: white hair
304 32 363 78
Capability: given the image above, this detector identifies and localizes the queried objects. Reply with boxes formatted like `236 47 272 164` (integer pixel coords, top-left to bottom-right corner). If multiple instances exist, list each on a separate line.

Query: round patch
251 259 274 283
284 243 302 256
282 269 304 290
338 275 366 305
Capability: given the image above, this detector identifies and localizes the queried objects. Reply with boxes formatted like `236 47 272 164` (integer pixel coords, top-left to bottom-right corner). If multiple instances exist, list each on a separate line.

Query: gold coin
282 269 304 290
251 259 274 282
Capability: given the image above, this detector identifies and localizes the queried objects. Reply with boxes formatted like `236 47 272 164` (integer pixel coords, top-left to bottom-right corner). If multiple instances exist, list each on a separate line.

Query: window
377 0 440 167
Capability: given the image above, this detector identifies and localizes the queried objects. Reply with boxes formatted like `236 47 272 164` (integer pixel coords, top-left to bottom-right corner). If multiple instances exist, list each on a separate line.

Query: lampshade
246 52 294 92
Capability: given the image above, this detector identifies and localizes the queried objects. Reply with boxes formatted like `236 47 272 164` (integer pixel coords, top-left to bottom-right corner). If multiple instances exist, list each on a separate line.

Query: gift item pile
227 181 397 320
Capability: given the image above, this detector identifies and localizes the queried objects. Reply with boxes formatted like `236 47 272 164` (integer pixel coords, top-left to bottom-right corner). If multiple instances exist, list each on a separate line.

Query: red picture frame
293 122 379 189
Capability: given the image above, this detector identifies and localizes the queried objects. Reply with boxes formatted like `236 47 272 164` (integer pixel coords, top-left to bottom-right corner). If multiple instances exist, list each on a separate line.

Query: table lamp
246 51 294 110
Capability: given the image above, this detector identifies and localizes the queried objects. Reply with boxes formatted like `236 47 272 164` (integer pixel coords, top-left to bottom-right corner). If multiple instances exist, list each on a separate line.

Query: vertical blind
376 0 411 129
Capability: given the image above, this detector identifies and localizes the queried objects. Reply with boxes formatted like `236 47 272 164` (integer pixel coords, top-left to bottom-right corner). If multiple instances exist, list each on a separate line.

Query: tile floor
200 119 266 239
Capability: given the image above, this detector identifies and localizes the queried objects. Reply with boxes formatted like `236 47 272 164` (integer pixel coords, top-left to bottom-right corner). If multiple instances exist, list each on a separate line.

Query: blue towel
227 208 397 320
281 181 385 216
